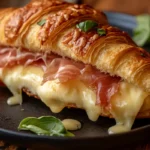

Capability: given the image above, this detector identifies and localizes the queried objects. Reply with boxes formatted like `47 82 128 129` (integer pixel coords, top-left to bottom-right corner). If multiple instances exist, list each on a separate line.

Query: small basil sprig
133 15 150 46
97 28 106 36
76 20 98 32
37 19 46 26
18 116 74 137
76 20 106 36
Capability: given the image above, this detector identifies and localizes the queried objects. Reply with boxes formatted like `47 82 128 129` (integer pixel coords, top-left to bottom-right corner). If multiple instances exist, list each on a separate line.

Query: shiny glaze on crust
38 4 102 43
5 0 67 40
62 25 136 57
0 0 150 93
63 28 99 56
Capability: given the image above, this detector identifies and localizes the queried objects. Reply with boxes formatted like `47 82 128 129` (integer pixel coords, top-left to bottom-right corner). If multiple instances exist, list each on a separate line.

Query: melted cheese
62 119 81 131
1 66 101 121
0 65 149 134
109 82 148 134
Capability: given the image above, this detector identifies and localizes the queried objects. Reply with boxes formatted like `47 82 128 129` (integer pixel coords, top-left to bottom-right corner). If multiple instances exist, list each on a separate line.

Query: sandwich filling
0 46 149 134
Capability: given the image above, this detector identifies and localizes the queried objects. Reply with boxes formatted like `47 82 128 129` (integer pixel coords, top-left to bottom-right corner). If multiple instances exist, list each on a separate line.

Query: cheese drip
109 82 148 134
1 66 101 121
0 65 149 134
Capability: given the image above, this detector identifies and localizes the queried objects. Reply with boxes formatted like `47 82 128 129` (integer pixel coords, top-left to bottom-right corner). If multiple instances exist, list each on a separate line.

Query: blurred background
83 0 150 15
0 0 150 15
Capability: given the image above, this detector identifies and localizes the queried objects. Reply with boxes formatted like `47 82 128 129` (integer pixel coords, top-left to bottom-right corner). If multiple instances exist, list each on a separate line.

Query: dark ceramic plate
0 12 150 150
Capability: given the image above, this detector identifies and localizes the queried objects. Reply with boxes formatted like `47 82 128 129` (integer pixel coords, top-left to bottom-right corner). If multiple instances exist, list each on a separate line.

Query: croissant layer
0 0 149 93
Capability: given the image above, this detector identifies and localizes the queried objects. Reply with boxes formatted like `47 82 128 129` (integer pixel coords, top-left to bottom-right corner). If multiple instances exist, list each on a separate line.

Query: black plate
0 12 150 150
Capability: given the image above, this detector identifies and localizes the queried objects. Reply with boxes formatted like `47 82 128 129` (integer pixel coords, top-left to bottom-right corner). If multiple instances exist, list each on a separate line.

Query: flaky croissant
0 0 150 133
0 0 149 93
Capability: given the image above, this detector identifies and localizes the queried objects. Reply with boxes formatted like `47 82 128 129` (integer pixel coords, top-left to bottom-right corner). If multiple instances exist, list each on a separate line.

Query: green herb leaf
133 15 150 46
37 19 46 26
76 20 98 32
18 116 74 137
97 28 106 36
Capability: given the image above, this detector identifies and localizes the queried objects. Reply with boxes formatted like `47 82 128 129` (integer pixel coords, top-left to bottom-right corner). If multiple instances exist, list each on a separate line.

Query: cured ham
43 58 84 83
0 46 56 69
0 46 120 106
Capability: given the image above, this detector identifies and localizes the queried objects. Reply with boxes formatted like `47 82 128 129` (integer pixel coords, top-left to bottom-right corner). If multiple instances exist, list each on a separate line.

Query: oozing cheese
1 66 101 121
0 65 149 134
109 82 148 134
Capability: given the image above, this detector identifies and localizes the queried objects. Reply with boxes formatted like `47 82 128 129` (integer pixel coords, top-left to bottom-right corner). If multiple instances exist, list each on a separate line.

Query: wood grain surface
0 140 150 150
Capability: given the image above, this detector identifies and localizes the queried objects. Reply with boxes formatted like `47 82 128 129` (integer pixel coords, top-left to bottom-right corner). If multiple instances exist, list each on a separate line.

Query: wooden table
0 139 150 150
0 142 148 150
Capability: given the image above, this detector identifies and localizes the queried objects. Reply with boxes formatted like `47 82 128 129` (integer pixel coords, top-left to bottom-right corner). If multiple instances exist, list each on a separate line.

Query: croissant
0 0 150 134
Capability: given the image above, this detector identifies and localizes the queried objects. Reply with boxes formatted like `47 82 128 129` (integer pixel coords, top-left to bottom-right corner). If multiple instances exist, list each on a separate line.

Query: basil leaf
76 20 98 32
18 116 74 137
37 19 46 26
97 28 106 36
133 15 150 46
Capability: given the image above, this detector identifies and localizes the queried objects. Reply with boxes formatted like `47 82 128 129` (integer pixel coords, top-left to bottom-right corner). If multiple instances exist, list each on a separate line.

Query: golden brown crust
4 0 70 43
0 0 149 94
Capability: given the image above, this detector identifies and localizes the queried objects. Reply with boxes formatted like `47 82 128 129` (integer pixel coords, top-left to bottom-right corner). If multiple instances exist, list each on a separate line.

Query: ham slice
0 46 45 67
0 46 121 106
43 58 84 83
